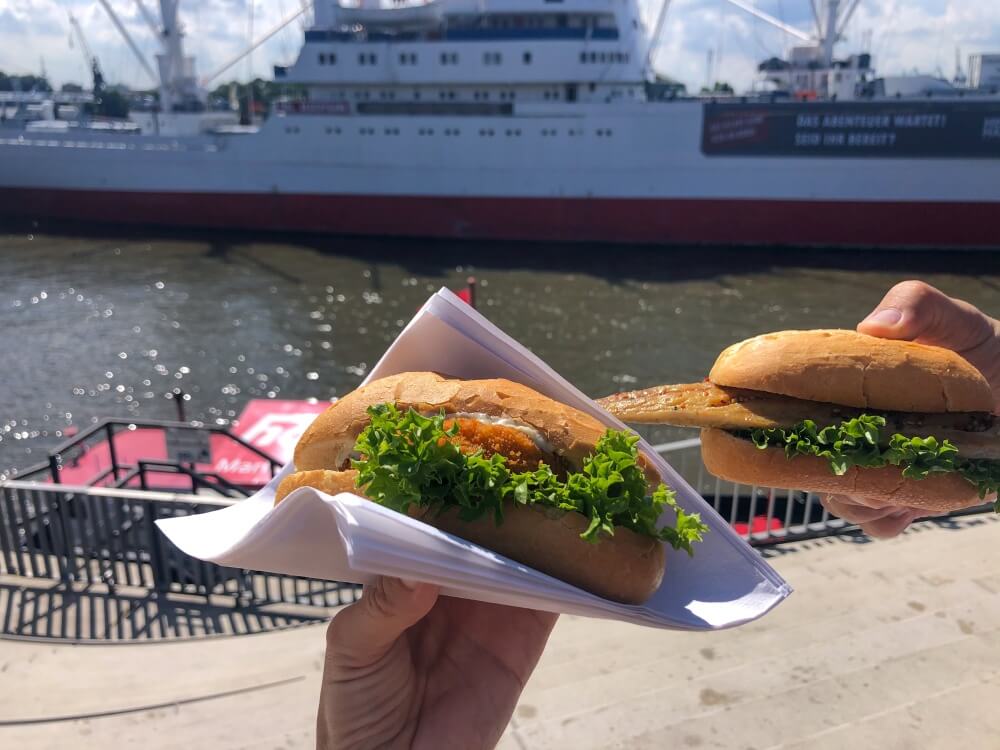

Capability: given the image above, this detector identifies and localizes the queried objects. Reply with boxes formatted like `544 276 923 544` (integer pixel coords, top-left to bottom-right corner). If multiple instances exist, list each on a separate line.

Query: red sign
212 399 330 486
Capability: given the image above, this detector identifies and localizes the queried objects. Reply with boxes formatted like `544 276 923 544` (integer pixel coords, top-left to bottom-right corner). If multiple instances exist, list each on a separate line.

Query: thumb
326 576 439 666
858 281 1000 385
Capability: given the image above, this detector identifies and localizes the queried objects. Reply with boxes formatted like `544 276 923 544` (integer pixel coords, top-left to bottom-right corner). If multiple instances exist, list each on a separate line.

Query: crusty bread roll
278 372 668 605
701 428 982 512
294 370 659 485
710 329 993 413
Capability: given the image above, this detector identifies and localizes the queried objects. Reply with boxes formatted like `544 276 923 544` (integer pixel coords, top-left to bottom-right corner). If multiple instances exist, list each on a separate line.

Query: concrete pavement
3 515 1000 749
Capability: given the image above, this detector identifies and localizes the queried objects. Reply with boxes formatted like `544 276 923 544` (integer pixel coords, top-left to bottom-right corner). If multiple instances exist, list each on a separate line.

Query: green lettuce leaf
352 403 708 552
747 415 1000 504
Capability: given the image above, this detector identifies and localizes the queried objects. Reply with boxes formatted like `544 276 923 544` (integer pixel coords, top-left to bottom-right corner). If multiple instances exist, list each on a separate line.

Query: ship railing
13 417 282 489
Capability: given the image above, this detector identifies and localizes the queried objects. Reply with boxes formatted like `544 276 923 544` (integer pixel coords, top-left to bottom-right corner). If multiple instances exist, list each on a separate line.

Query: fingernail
399 578 420 590
864 308 902 327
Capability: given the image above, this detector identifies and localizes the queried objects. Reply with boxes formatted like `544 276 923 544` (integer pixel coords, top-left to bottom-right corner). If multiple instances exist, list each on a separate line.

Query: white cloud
1 0 998 92
649 0 1000 91
0 0 302 89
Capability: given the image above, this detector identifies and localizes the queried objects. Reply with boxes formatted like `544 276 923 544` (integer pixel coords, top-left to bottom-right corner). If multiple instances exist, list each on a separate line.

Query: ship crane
67 12 107 97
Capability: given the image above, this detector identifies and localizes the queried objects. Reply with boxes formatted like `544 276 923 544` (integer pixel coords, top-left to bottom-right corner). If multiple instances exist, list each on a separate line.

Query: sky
0 0 998 92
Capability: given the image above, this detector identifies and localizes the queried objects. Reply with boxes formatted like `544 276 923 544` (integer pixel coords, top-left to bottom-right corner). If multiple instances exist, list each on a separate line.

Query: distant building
969 54 1000 91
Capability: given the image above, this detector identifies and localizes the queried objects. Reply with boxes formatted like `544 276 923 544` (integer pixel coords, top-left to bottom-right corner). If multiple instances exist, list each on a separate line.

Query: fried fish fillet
597 381 1000 459
597 381 856 429
443 417 555 474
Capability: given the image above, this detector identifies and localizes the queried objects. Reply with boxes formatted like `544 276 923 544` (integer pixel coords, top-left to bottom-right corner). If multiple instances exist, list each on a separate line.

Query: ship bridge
277 0 648 104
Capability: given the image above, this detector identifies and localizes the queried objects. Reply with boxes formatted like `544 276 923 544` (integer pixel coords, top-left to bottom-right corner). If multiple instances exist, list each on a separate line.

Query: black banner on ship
701 101 1000 158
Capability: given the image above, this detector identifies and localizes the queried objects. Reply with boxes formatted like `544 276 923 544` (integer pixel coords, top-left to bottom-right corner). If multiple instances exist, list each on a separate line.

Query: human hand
316 576 557 750
820 280 1000 538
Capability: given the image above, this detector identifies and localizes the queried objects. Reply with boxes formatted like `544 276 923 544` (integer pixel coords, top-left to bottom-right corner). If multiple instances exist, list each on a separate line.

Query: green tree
700 81 735 95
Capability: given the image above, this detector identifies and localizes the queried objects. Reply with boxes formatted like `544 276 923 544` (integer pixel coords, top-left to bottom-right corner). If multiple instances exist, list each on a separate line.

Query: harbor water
3 221 999 475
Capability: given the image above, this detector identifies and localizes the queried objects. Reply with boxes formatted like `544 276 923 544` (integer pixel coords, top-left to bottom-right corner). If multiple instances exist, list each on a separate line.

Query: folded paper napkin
157 289 791 630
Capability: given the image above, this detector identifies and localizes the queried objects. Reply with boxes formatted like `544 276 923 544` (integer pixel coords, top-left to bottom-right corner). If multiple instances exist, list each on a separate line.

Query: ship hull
4 187 999 248
3 100 1000 248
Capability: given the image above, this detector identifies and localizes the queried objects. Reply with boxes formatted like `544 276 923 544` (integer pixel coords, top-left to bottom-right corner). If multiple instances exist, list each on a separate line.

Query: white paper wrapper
157 290 791 630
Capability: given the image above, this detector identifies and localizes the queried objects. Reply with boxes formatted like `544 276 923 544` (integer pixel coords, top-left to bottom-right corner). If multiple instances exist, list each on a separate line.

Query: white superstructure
1 0 999 248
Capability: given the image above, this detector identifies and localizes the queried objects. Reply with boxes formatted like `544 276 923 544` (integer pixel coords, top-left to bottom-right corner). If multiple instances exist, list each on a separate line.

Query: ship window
523 51 532 64
440 52 458 65
483 52 502 65
319 53 326 64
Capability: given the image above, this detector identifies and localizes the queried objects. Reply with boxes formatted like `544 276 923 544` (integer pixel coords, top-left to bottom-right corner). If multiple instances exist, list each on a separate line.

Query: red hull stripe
2 188 999 247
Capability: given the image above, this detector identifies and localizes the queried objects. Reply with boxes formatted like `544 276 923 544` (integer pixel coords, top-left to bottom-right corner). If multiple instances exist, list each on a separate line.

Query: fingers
326 576 439 666
821 494 922 540
861 509 923 539
821 494 893 523
858 280 999 365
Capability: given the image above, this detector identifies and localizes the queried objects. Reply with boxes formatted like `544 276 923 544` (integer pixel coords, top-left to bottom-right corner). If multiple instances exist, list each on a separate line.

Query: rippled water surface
3 223 999 474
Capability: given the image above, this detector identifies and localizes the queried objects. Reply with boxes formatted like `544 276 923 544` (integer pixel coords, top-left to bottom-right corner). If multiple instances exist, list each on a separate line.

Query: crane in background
68 12 106 100
68 11 132 118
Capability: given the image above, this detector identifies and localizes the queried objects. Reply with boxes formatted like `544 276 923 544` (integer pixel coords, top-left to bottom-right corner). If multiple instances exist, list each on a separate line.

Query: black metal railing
13 417 282 489
0 481 358 612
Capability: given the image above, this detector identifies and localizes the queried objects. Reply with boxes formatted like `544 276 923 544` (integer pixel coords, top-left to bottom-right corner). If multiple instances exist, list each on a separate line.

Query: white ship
2 0 999 248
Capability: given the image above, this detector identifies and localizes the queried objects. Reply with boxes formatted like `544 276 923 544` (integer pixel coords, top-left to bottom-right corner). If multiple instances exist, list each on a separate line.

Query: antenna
247 0 255 120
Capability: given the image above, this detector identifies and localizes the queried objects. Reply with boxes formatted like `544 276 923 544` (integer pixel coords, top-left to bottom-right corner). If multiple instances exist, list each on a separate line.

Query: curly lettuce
747 414 1000 507
353 404 708 553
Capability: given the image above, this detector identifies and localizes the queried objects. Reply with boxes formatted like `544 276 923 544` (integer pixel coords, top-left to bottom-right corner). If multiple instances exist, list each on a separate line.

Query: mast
820 0 840 66
157 0 185 112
